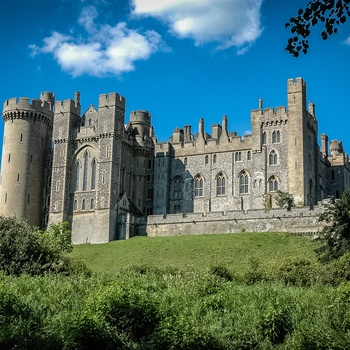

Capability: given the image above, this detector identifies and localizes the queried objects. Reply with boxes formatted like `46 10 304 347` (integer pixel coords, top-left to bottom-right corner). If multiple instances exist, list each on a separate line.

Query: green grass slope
70 232 321 275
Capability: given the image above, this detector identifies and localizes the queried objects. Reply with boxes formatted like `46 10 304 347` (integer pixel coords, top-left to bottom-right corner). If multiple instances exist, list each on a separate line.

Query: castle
0 77 349 242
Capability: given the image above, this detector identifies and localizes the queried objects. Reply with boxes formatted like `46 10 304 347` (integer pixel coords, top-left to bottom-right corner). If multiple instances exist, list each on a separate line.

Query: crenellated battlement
55 99 81 115
3 97 53 114
98 92 125 110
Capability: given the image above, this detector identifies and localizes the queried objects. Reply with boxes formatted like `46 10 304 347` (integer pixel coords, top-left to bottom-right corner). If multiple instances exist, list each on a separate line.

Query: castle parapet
3 97 54 114
98 92 125 110
55 99 81 115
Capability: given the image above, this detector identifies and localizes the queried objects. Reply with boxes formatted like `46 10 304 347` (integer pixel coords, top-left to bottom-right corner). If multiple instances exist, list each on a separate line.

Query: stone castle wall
146 205 325 237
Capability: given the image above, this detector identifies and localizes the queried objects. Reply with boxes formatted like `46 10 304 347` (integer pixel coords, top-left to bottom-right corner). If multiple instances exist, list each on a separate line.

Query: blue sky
1 0 350 154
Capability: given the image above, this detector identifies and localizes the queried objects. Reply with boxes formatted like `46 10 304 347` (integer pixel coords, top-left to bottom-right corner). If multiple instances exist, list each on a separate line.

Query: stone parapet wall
146 205 325 237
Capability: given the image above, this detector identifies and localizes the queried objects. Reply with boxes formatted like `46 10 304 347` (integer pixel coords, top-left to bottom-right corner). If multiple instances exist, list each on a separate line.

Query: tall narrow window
247 151 251 161
205 155 209 165
90 198 94 209
91 159 96 190
194 175 204 197
4 193 7 203
272 131 277 143
83 151 89 191
173 177 183 199
82 199 86 210
276 130 280 142
269 150 278 165
262 132 266 145
184 157 188 166
216 172 226 196
8 154 10 163
269 176 279 192
76 161 81 191
73 200 77 210
20 134 23 143
17 173 20 183
235 152 242 161
213 154 217 164
239 171 249 194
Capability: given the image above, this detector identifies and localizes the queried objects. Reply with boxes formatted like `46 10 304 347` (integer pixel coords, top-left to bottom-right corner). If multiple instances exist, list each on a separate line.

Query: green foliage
274 190 293 209
285 0 350 56
0 285 40 349
0 216 87 276
317 190 350 261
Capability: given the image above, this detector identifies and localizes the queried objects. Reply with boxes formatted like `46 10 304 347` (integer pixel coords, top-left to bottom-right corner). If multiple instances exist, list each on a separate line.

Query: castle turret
321 133 328 157
0 93 54 226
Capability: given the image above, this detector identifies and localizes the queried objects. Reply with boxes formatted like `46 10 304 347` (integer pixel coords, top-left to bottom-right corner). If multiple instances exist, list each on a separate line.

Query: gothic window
76 160 81 191
91 159 96 190
83 151 89 191
173 177 183 199
247 151 251 161
90 198 94 209
216 172 226 196
239 171 249 194
269 150 278 165
272 130 281 143
194 174 204 197
205 155 209 165
269 176 279 192
213 154 217 164
235 152 242 162
262 132 266 145
82 199 86 210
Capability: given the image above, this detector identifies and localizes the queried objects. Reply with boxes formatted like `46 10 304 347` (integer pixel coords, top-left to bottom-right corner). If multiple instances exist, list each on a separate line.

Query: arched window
269 176 279 192
235 152 242 162
173 177 183 199
247 151 251 161
73 200 77 211
213 154 217 164
83 151 89 191
82 199 86 210
269 150 278 165
262 132 266 145
90 198 94 209
272 130 280 143
205 155 209 165
76 161 81 191
239 171 249 194
184 157 188 166
194 175 204 197
216 172 226 196
276 130 280 142
91 159 96 190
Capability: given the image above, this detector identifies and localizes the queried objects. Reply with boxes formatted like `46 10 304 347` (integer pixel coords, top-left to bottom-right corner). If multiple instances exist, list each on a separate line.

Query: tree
0 216 83 276
317 190 350 261
274 190 293 210
285 0 350 57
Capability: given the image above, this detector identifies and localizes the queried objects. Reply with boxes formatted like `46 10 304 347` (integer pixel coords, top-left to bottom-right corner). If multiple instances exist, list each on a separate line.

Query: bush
0 216 87 276
0 286 40 349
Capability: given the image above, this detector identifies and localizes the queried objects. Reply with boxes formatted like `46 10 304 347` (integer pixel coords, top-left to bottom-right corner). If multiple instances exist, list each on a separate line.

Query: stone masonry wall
146 205 325 237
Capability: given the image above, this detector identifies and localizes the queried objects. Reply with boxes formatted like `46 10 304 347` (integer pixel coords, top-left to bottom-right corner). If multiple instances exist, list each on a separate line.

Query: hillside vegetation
70 232 321 275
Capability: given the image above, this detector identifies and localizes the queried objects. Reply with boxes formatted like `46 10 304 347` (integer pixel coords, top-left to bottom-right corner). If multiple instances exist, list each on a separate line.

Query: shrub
0 216 87 276
0 286 40 349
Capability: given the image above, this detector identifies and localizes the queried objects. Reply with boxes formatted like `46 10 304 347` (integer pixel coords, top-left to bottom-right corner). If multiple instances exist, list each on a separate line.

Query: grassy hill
70 232 321 275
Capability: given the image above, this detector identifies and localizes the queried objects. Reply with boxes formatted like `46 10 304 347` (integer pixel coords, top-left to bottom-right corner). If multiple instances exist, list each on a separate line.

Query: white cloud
131 0 263 51
30 6 164 77
344 36 350 46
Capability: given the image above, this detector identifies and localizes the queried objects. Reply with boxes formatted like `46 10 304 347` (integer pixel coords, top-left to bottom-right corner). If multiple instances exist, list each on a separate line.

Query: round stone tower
0 92 54 227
